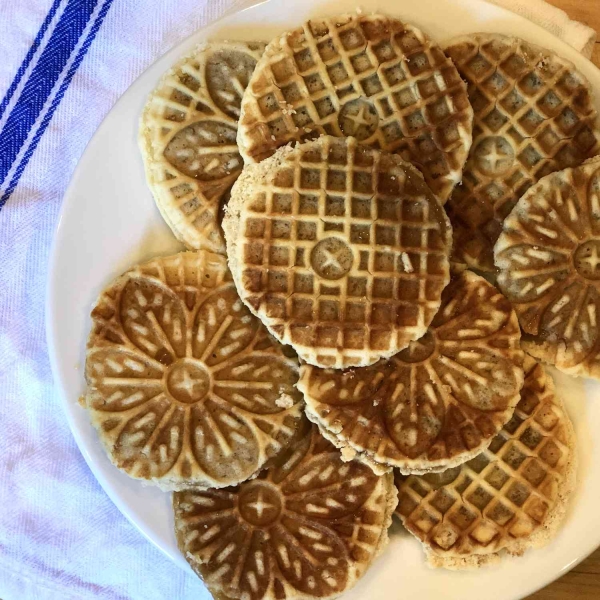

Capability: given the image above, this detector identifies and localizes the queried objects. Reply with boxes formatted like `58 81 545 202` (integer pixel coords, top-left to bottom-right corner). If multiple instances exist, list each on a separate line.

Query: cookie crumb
275 393 294 409
341 446 357 462
401 252 414 273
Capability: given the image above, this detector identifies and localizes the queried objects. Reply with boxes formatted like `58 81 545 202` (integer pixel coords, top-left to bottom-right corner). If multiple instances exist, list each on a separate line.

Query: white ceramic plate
47 0 600 598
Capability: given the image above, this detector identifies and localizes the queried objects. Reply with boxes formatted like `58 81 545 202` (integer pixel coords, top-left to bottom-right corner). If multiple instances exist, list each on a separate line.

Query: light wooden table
526 5 600 599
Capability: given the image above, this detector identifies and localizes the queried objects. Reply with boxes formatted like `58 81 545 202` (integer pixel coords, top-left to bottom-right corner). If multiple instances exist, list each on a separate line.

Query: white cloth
489 0 597 58
0 1 594 599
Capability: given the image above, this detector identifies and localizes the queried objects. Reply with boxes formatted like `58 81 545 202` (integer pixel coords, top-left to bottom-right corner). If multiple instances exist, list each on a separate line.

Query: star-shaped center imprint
338 99 379 140
574 239 600 280
348 105 374 130
238 482 283 527
474 136 515 177
581 246 600 271
173 369 198 395
166 359 211 404
311 237 354 280
321 248 346 270
247 490 276 518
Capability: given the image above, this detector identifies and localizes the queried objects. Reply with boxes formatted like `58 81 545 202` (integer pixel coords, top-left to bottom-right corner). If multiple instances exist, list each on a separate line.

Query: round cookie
395 357 576 569
495 157 600 378
298 271 524 475
445 33 600 273
83 251 303 491
223 136 452 369
237 12 473 202
140 42 265 254
173 422 397 600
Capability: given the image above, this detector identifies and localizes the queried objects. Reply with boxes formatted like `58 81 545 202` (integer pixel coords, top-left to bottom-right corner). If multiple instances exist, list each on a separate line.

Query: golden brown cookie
224 136 452 369
299 271 524 475
445 33 600 272
84 251 303 490
237 13 473 202
173 422 397 600
140 42 265 253
495 157 600 378
395 357 576 568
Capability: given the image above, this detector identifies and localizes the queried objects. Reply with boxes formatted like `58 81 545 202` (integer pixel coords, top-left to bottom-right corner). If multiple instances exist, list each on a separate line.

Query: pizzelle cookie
237 12 473 202
496 156 600 378
84 251 303 491
140 42 265 254
445 33 600 272
173 422 397 600
395 357 576 569
223 136 452 369
298 271 524 475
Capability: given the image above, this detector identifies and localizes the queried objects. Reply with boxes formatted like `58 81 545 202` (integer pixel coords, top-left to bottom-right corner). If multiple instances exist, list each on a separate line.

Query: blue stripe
0 0 111 203
0 0 114 207
0 0 65 122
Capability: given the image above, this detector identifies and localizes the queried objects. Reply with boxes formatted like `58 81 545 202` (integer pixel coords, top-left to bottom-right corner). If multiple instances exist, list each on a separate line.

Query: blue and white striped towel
0 1 594 599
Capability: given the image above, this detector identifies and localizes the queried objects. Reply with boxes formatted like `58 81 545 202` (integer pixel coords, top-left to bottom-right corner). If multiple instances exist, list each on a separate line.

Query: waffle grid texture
139 42 265 254
237 13 473 202
445 33 600 272
84 251 303 491
224 136 452 368
395 357 576 569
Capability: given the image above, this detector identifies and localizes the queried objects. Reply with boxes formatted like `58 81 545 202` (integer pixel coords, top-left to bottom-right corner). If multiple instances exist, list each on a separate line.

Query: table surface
529 3 600 597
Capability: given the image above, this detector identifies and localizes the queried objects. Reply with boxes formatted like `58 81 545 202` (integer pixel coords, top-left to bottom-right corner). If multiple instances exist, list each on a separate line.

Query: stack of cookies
82 11 595 599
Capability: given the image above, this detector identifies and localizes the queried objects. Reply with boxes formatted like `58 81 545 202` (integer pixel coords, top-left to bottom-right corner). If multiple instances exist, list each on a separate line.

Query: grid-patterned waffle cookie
237 13 473 202
445 33 600 272
395 356 576 569
173 422 397 600
298 271 524 475
496 156 600 378
139 42 265 254
223 136 452 369
84 251 303 491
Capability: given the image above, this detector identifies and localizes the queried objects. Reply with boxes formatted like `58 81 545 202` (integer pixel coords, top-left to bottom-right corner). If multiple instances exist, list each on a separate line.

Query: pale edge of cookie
301 394 511 478
223 142 295 332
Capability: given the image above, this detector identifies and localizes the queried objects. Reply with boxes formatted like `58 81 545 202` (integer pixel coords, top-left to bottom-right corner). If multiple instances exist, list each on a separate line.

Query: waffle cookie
223 136 452 369
298 270 524 475
83 251 303 491
496 156 600 378
395 357 576 568
445 33 600 272
237 13 473 202
173 422 397 600
140 42 265 254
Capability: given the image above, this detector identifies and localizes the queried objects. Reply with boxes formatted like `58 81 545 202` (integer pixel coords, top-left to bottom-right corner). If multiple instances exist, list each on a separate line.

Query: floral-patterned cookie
173 422 396 600
299 271 524 475
83 251 303 490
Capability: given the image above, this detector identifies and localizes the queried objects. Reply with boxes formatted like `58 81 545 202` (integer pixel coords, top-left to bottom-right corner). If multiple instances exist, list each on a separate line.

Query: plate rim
45 0 600 597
